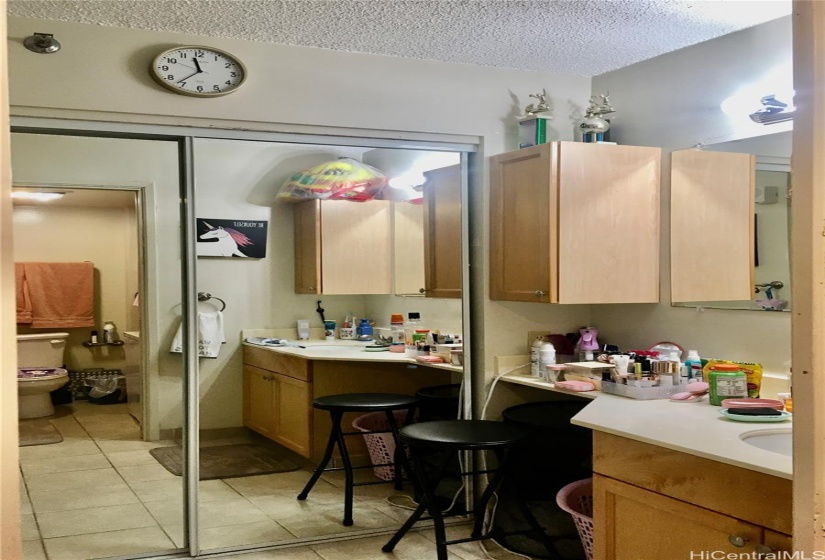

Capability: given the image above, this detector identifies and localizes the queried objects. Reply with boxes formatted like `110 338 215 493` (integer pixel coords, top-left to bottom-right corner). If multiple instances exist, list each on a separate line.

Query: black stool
296 392 417 526
383 419 556 560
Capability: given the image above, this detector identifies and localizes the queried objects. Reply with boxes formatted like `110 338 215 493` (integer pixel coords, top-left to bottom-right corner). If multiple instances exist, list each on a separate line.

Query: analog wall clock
150 45 247 97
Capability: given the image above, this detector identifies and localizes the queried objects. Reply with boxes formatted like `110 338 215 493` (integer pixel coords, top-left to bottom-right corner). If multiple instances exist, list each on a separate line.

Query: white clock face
151 46 246 97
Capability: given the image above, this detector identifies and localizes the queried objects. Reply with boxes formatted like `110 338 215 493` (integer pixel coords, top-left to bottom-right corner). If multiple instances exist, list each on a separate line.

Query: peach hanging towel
15 263 33 324
20 262 95 328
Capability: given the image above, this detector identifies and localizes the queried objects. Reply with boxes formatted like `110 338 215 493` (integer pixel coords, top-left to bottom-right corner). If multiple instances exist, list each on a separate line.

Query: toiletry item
576 327 599 361
530 337 544 377
684 350 703 382
90 330 99 344
404 312 422 348
356 318 374 339
539 341 556 373
777 392 793 412
297 319 310 340
545 364 567 383
390 342 406 353
323 320 336 341
707 363 748 406
102 321 119 343
611 354 631 381
390 314 405 344
703 359 763 398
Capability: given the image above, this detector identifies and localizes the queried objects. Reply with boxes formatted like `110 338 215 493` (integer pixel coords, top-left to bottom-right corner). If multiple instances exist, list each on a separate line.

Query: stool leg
334 411 355 526
385 409 405 491
297 409 341 501
384 447 453 555
471 448 511 539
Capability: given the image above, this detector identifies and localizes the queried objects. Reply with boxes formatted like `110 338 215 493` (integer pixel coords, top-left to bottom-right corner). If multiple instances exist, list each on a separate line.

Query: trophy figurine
517 89 554 148
579 93 615 143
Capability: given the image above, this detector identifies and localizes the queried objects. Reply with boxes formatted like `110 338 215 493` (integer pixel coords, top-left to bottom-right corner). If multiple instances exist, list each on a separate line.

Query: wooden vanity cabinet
489 142 661 304
671 149 755 302
294 199 392 294
243 345 451 461
593 432 792 559
243 347 313 457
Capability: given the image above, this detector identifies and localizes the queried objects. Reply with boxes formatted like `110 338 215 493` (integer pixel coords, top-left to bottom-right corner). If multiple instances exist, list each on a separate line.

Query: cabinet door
671 149 755 302
294 200 321 294
243 365 276 439
423 165 462 298
557 142 661 303
762 530 792 556
272 373 312 457
489 144 557 303
594 475 762 560
393 201 426 295
320 200 392 294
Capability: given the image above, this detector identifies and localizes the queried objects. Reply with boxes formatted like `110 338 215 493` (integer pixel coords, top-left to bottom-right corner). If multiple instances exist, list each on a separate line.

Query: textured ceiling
7 0 791 76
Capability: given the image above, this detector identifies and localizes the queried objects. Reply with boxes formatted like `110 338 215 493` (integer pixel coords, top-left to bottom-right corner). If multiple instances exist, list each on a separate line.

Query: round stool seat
399 419 530 450
312 392 417 412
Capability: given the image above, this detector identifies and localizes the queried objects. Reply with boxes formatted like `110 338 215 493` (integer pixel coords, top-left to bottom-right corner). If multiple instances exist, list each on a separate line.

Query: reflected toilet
17 333 70 419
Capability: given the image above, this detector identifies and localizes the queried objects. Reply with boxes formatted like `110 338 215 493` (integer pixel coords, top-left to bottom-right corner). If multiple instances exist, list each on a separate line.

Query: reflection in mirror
673 130 791 311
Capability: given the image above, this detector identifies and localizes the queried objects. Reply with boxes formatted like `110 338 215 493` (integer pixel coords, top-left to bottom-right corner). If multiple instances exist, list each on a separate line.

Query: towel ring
197 292 226 312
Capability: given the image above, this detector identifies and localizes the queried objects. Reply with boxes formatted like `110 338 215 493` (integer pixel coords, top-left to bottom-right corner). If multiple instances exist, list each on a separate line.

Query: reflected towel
21 262 94 328
170 311 225 358
15 263 32 324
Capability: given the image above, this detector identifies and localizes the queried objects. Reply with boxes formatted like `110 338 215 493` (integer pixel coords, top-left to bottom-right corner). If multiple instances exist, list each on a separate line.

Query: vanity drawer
243 346 313 382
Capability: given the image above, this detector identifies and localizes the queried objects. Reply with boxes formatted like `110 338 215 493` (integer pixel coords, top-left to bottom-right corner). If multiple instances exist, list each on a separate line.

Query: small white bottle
102 321 119 343
540 342 556 379
530 337 544 377
685 350 703 382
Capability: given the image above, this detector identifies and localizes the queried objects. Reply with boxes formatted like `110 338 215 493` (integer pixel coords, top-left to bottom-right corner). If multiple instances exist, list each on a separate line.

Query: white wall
592 16 792 374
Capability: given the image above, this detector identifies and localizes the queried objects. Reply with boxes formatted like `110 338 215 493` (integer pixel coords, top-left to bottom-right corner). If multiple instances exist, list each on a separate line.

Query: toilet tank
16 333 70 368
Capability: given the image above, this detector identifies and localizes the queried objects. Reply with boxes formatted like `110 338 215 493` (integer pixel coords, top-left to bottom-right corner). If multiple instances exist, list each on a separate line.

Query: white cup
297 319 310 341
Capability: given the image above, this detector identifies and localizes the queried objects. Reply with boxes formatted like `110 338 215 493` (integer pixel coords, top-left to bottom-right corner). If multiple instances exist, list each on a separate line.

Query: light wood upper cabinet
671 149 755 302
422 165 462 298
490 142 661 304
393 201 426 295
294 199 392 294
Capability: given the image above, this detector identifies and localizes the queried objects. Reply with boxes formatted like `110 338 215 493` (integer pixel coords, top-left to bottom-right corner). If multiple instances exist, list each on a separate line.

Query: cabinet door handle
755 545 774 559
728 535 748 548
263 375 273 381
419 288 426 294
307 286 315 291
534 290 546 297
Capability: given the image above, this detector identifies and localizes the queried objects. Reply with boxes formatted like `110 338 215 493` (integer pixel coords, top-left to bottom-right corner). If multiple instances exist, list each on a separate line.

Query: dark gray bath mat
149 443 300 480
19 419 63 447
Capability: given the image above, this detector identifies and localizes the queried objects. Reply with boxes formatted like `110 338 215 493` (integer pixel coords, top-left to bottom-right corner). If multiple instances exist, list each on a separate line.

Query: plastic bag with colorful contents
703 359 763 398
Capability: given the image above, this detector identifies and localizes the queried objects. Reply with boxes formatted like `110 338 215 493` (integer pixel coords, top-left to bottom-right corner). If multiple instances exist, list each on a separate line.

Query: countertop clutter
242 334 462 372
500 370 791 479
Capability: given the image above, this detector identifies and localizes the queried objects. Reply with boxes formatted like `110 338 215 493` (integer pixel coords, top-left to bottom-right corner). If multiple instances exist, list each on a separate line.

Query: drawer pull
534 290 545 297
728 535 748 548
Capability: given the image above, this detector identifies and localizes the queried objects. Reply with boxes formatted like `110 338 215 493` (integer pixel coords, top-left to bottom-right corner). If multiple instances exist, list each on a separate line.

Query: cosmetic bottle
684 350 703 382
530 337 544 377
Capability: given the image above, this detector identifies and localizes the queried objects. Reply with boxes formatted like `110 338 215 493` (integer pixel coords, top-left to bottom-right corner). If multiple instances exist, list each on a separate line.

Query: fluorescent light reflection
12 191 66 202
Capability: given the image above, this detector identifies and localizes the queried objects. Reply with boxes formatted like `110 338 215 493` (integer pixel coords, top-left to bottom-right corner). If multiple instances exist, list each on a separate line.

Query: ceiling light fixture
12 191 67 202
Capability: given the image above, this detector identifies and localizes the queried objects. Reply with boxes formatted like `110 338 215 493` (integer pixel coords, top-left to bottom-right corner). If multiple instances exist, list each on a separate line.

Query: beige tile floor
22 401 475 560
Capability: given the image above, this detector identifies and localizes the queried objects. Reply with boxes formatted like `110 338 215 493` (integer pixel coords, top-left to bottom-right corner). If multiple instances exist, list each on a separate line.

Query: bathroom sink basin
740 429 792 456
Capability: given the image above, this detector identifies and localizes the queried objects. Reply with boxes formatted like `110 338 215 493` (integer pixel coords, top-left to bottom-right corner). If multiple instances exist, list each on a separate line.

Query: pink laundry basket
351 411 413 481
556 478 594 560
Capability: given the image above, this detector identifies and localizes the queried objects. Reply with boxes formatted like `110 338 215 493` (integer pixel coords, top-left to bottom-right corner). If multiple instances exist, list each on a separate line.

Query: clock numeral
167 75 175 80
168 58 177 64
179 82 186 87
196 51 204 57
213 85 221 91
161 65 169 71
225 63 232 69
180 52 187 58
197 86 204 92
230 72 238 77
225 80 232 86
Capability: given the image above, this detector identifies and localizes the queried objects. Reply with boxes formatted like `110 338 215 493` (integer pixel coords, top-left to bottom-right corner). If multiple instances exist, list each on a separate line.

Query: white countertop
500 372 792 480
243 339 463 373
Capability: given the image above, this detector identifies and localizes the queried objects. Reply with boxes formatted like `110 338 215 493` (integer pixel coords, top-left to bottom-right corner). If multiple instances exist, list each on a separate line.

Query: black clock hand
193 58 203 73
176 70 200 84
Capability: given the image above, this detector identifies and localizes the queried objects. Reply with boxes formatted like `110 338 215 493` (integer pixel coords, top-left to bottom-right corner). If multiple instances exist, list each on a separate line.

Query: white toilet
17 332 70 419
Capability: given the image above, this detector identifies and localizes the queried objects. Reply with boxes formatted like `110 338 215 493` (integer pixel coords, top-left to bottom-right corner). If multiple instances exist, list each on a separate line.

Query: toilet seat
17 367 68 381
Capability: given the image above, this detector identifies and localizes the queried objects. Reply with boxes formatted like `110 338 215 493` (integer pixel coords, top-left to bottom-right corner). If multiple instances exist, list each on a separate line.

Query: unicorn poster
196 219 268 258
